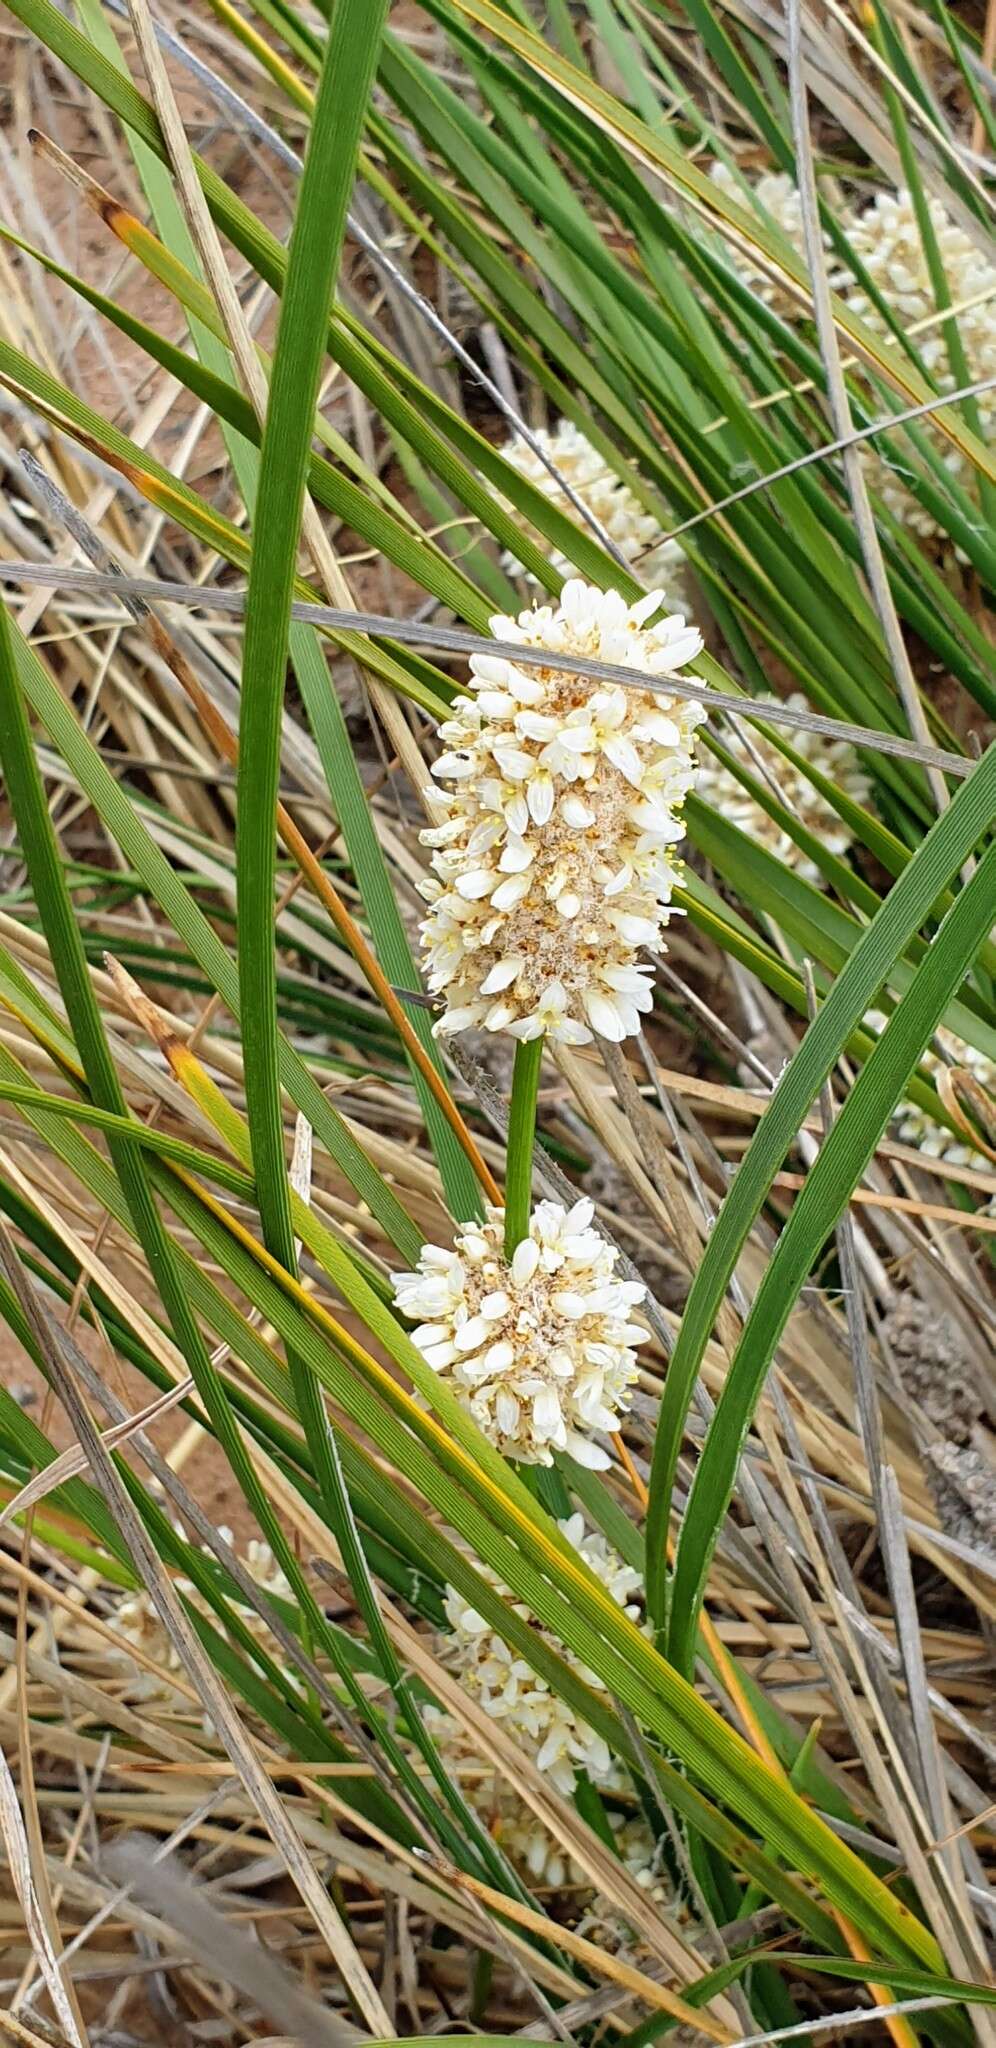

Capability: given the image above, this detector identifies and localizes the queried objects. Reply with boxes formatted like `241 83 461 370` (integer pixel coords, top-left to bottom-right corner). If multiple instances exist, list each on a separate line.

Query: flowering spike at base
438 1511 647 1794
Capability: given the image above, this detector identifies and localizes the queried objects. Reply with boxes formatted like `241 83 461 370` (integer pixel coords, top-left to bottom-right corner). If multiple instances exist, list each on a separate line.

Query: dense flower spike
499 419 691 602
419 1709 672 1912
695 695 870 886
392 1199 646 1467
420 1712 587 1887
419 581 705 1045
438 1513 644 1793
843 188 996 543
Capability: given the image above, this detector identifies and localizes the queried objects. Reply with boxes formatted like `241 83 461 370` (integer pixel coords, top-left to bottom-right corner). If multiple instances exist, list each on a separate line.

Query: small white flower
420 581 705 1044
438 1514 645 1795
695 695 870 885
498 419 692 604
393 1202 645 1466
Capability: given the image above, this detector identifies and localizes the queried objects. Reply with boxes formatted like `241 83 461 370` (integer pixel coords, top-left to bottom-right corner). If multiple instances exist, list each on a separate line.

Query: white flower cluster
438 1513 644 1795
869 1014 996 1166
421 1710 587 1888
695 695 870 886
499 418 691 604
712 167 996 548
612 1812 673 1898
843 188 996 542
421 1705 673 1916
392 1198 646 1468
419 580 705 1045
493 1799 584 1891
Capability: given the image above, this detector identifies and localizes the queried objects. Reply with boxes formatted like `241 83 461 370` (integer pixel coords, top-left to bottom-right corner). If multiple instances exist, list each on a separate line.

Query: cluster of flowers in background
423 1511 672 1924
418 580 705 1046
421 1712 587 1889
711 165 996 551
710 161 850 315
424 1507 664 1884
695 694 870 885
499 418 693 607
113 1537 293 1707
845 188 995 541
392 1197 646 1467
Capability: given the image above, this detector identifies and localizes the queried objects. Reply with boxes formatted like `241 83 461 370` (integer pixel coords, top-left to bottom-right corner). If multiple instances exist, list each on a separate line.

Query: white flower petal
480 958 522 995
455 868 495 901
527 774 555 825
454 1314 491 1353
511 1237 541 1286
491 873 531 912
583 990 629 1041
481 1289 512 1319
498 836 534 874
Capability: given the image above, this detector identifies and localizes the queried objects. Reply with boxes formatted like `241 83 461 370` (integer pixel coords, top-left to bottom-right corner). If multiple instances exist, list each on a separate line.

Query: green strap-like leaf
668 829 996 1673
645 739 996 1633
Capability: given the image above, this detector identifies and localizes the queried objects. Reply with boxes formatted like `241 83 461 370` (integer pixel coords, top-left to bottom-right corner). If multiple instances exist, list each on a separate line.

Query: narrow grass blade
646 741 996 1631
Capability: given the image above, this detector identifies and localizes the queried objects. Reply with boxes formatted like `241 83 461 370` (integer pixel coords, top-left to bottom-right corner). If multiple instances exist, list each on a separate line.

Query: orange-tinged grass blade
834 1913 921 2048
0 371 254 568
